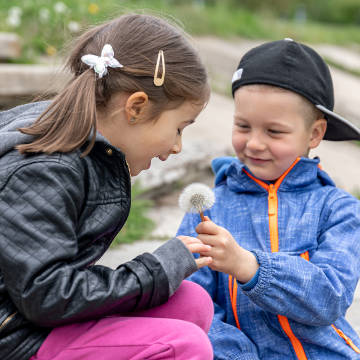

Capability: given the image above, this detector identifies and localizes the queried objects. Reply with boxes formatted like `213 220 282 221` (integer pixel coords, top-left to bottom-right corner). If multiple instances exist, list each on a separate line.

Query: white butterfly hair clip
81 44 123 78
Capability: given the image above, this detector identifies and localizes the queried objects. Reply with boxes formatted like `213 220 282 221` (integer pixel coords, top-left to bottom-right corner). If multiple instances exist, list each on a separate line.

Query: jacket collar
212 156 335 193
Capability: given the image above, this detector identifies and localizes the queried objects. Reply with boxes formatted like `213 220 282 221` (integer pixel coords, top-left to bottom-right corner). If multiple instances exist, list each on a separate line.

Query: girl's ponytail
17 70 97 157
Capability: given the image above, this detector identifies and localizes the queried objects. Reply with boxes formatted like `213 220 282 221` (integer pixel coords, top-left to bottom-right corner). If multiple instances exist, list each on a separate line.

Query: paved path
98 38 360 333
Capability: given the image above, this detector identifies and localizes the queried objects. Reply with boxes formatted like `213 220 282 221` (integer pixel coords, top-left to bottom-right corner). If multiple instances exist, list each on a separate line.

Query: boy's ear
125 92 149 123
309 118 327 149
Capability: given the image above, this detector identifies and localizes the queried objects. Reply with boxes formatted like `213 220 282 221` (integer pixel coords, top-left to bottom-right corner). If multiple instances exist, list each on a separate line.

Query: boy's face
232 85 322 181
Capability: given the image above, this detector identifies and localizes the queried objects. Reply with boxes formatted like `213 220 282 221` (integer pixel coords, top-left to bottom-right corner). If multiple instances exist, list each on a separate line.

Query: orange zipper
243 158 308 359
277 314 307 360
229 275 241 330
331 325 360 353
268 184 278 253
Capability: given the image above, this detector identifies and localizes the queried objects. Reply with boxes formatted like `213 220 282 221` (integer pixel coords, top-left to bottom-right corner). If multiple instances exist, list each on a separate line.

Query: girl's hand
177 235 212 269
195 217 259 283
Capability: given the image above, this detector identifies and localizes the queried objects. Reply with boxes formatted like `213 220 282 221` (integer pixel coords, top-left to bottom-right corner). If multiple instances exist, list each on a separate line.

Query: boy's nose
246 133 266 151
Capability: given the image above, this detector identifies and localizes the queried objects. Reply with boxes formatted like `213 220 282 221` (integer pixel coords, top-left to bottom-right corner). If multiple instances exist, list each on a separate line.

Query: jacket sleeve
0 160 176 327
177 214 260 360
243 192 360 326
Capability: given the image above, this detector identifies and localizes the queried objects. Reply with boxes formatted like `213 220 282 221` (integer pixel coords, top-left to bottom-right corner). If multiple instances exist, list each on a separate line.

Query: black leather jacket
0 102 197 360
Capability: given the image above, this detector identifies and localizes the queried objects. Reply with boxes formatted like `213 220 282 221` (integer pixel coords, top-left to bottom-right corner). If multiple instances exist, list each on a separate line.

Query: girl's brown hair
17 14 209 156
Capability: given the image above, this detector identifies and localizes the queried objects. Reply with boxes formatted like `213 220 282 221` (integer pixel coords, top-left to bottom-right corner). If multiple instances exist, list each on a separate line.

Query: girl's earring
130 117 136 123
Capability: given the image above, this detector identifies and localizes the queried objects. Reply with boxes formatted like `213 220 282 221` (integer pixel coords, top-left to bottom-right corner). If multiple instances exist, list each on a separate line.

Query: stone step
0 64 70 109
0 32 21 60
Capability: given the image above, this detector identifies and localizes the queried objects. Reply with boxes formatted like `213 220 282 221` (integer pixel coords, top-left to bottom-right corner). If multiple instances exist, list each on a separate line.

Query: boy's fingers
197 233 217 247
187 243 212 254
177 235 202 244
196 220 218 235
195 256 212 269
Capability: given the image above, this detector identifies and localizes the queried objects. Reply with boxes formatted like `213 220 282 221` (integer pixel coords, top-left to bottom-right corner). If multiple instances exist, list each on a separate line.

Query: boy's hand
196 217 259 283
177 235 213 269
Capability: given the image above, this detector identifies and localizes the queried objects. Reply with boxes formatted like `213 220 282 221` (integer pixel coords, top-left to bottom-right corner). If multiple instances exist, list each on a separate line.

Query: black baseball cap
231 38 360 141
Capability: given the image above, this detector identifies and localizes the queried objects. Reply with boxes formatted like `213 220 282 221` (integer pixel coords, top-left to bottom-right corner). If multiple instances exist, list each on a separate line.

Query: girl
0 14 213 360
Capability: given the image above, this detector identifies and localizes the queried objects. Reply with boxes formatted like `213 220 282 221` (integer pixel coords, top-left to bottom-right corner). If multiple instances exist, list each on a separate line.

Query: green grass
112 182 155 246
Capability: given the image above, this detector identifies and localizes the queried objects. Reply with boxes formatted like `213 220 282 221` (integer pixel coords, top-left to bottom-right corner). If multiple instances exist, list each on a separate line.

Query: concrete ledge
0 64 71 108
0 32 21 60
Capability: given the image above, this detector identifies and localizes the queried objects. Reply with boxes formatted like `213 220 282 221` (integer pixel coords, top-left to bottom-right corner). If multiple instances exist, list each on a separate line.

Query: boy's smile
232 85 321 181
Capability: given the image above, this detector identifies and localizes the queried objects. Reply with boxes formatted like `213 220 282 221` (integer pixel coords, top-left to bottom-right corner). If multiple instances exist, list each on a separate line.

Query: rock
0 32 21 60
0 64 71 109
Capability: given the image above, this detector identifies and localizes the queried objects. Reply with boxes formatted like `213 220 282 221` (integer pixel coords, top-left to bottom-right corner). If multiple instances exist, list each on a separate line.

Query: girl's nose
171 137 182 154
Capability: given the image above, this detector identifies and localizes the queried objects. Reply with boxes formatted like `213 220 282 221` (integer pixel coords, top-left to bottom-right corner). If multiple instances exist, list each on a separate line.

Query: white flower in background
6 15 21 28
54 2 67 14
68 21 80 33
9 7 22 17
39 8 50 23
7 7 22 28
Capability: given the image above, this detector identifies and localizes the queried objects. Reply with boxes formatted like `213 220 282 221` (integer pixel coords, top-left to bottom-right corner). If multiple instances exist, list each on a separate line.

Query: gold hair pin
154 50 165 86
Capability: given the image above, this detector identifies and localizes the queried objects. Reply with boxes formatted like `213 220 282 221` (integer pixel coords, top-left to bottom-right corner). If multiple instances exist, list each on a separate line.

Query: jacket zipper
268 184 278 253
244 158 308 359
0 312 16 330
229 275 241 330
331 325 360 353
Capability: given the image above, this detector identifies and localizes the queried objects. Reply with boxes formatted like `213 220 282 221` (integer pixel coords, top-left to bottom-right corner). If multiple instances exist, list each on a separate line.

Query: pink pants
29 281 214 360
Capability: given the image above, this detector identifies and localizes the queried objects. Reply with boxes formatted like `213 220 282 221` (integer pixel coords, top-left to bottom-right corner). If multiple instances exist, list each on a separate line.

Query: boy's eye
268 129 283 134
236 123 250 130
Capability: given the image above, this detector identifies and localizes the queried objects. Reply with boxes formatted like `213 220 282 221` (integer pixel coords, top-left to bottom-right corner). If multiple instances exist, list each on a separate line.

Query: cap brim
316 105 360 141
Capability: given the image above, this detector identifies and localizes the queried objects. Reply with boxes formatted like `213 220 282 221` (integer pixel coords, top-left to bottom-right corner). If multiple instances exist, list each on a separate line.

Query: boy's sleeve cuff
242 250 273 297
240 268 260 291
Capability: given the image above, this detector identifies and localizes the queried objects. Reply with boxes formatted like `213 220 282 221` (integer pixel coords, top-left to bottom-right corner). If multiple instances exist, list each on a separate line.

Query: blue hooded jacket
177 156 360 359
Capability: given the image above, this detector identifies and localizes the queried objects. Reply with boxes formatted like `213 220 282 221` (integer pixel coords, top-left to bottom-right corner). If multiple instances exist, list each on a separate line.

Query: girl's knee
173 321 213 359
178 281 214 331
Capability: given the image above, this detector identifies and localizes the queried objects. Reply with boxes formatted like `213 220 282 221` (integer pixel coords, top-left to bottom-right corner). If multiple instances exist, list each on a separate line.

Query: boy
176 39 360 359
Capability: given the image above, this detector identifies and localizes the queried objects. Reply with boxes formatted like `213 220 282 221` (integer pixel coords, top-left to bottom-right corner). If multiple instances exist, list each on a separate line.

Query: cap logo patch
232 68 243 83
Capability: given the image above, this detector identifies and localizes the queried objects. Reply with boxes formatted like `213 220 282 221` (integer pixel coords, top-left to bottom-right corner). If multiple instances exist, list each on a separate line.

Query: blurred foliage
0 0 112 61
0 0 359 63
221 0 360 25
112 182 155 246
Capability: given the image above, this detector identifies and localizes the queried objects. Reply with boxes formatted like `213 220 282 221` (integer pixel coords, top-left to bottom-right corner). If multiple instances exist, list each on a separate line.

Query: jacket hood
212 156 335 193
0 101 51 157
0 101 118 157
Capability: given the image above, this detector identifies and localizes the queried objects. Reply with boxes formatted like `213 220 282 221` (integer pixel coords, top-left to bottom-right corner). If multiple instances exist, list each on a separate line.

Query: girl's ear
125 92 149 123
309 118 327 149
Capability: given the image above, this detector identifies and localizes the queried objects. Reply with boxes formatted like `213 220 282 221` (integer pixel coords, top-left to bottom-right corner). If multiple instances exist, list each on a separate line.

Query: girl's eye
177 128 181 135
